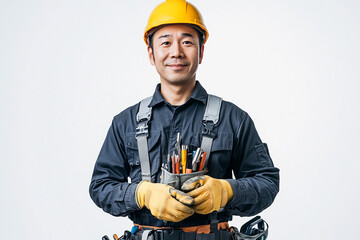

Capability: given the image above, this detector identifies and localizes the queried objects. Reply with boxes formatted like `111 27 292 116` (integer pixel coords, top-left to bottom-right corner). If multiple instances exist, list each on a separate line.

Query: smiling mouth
167 64 188 70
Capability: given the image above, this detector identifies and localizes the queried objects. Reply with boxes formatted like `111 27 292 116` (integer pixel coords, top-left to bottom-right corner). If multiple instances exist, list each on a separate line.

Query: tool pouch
231 230 268 240
230 216 269 240
160 167 205 190
133 229 231 240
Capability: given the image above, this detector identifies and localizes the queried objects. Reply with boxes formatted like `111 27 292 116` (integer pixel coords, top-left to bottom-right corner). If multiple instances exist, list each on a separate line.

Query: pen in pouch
171 152 175 174
175 155 180 174
198 152 207 171
181 145 187 173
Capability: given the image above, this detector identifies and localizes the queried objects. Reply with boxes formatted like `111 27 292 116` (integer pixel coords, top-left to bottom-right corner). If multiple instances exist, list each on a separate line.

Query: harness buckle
136 120 149 138
202 121 217 138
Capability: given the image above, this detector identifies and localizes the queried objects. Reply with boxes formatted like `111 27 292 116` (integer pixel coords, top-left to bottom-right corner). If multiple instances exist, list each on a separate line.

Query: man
89 0 279 239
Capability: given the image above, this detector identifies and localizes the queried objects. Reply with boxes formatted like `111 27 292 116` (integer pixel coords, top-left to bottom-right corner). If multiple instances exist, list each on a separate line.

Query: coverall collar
149 81 208 108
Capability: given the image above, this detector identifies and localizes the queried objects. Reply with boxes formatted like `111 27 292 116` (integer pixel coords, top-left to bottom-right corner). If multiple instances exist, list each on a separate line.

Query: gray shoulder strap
135 97 153 182
201 94 222 170
136 94 222 181
203 94 222 124
136 97 152 123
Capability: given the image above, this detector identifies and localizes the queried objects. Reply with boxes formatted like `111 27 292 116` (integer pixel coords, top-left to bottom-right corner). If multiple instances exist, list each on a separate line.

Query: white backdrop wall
1 0 359 239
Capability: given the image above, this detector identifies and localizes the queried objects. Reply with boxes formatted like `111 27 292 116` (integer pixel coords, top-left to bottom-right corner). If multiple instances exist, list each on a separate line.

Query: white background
1 0 359 239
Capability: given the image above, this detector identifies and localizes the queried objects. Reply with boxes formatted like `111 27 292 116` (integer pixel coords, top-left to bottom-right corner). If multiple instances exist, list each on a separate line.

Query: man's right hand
135 181 195 222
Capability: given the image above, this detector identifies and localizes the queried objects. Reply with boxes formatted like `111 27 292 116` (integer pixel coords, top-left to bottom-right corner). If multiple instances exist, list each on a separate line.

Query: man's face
148 24 204 86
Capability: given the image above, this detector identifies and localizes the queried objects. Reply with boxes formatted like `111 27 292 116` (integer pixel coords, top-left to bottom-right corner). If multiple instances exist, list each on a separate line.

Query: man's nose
170 42 184 58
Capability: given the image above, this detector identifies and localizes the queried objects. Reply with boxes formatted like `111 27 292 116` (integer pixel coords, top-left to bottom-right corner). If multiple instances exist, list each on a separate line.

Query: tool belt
103 216 268 240
133 223 231 240
135 221 230 234
134 228 230 240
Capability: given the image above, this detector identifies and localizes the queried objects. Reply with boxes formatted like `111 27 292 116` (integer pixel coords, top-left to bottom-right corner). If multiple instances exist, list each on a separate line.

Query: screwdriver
192 148 202 171
175 132 182 159
181 145 187 173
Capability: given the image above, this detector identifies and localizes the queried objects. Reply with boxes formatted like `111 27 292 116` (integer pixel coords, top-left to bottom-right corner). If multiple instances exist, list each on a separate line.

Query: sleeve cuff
226 179 246 208
124 183 141 211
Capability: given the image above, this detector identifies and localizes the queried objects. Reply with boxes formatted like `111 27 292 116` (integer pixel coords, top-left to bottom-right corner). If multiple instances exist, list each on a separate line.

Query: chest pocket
125 131 161 183
192 131 233 178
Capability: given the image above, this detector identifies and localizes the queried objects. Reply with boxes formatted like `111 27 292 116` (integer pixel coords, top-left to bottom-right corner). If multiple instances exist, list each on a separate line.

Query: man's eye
183 41 193 45
161 41 171 46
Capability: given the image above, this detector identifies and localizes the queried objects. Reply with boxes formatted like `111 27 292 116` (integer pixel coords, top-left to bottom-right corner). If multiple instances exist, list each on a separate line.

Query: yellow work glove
135 181 195 222
181 175 234 215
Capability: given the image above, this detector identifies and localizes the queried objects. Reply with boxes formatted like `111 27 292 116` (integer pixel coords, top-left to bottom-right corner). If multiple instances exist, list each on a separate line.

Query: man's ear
199 44 204 64
147 46 155 66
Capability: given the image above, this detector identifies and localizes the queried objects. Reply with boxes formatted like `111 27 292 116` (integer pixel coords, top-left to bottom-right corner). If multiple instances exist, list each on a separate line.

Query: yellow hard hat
144 0 209 46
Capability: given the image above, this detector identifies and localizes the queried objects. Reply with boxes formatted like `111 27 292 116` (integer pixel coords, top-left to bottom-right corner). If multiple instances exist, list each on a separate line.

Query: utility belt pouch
231 229 268 240
133 229 231 240
231 216 269 240
160 167 205 190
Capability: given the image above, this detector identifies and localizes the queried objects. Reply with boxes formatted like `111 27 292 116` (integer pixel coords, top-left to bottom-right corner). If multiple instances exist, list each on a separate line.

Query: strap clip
136 120 150 138
202 121 217 139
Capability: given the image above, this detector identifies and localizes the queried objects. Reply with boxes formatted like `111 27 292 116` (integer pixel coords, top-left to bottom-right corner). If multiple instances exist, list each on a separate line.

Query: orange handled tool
198 152 207 171
175 155 180 174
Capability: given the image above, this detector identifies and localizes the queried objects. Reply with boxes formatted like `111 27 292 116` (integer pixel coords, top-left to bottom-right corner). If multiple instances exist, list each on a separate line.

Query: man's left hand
181 175 234 215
